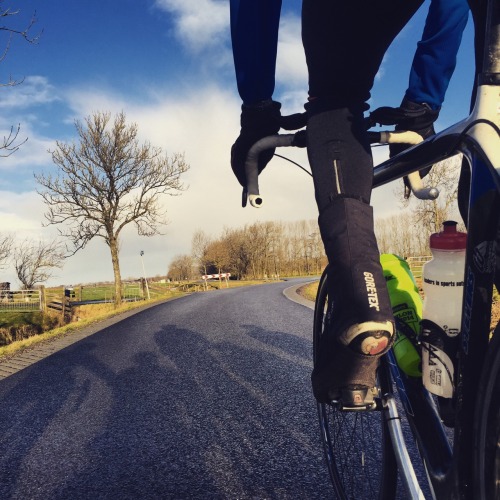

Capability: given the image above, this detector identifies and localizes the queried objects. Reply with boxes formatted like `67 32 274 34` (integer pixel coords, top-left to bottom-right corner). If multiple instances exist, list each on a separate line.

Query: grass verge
0 293 184 359
296 281 319 303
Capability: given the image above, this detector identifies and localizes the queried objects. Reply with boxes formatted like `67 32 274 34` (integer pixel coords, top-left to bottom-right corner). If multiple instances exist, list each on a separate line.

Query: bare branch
0 124 27 157
0 6 42 87
0 233 13 270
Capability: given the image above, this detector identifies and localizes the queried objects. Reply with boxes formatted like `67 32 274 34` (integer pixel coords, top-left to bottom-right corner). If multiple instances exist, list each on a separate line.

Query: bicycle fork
383 394 428 500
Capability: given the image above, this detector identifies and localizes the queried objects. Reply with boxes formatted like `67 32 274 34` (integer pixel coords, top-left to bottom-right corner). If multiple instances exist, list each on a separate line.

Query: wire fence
0 290 42 312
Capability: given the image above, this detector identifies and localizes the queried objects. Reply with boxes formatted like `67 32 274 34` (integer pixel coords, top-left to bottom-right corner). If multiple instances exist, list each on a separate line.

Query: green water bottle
380 253 422 377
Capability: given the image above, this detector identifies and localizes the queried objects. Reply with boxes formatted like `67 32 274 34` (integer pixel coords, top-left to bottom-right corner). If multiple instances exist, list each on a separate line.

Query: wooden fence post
61 287 66 319
40 286 46 312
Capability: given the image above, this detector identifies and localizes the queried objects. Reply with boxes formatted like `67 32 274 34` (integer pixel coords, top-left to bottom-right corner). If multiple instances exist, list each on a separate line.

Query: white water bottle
421 221 467 398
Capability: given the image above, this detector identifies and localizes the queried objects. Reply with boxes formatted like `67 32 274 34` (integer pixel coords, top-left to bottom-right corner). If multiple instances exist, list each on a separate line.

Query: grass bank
0 292 184 359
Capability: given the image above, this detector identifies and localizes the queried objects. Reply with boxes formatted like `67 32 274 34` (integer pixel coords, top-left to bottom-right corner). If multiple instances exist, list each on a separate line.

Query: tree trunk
109 237 122 306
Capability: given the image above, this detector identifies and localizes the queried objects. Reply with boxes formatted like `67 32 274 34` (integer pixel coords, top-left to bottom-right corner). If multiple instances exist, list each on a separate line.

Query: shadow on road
0 317 331 499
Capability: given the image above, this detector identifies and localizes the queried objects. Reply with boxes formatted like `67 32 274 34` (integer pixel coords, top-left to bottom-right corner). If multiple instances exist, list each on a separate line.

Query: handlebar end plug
249 194 263 208
428 187 439 200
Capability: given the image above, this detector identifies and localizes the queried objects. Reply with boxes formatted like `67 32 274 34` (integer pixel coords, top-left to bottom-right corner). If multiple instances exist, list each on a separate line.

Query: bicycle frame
375 116 499 500
372 2 499 496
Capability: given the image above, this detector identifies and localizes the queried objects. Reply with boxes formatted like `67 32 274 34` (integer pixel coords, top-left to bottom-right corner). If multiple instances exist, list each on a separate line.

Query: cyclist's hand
230 100 282 189
369 100 439 131
370 100 439 199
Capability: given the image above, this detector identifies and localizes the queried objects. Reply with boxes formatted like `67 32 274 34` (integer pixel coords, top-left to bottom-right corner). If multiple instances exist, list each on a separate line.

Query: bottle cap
430 221 467 250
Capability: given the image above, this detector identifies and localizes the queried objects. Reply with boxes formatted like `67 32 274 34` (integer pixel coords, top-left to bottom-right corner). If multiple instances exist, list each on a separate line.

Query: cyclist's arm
229 0 282 104
405 0 469 108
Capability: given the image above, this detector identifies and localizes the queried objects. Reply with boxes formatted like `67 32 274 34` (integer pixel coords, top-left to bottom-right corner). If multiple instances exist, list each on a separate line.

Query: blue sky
0 0 475 286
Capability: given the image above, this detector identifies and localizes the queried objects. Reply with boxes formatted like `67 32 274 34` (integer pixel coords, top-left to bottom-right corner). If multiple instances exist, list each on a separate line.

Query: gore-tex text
364 272 380 311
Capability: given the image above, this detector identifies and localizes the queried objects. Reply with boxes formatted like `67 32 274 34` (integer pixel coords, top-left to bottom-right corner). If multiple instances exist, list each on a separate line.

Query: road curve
0 278 336 499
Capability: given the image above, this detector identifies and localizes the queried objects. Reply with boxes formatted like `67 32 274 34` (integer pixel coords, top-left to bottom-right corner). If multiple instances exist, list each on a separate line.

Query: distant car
64 287 76 298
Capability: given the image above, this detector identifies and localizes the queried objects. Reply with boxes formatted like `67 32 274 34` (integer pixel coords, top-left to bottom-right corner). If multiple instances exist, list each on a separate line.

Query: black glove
230 100 282 189
370 99 440 132
370 99 439 199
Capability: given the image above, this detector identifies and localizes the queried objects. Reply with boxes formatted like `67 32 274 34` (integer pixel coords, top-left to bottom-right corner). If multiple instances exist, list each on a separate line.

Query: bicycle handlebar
244 130 439 207
244 134 297 207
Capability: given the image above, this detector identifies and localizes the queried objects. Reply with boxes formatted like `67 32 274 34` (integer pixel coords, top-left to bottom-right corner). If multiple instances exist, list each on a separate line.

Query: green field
63 283 144 302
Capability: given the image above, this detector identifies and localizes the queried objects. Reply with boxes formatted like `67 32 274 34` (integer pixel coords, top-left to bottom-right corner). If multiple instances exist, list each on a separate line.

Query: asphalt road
0 278 337 500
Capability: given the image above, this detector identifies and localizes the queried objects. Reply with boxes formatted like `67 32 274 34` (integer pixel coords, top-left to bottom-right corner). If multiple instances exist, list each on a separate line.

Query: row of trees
168 156 464 281
169 220 326 282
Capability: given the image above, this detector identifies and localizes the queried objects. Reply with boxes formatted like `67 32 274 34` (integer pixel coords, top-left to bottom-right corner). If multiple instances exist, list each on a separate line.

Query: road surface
1 278 337 499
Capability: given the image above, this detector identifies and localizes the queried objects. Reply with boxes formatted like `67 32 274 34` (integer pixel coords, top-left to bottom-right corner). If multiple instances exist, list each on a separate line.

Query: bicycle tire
474 321 500 500
313 267 398 499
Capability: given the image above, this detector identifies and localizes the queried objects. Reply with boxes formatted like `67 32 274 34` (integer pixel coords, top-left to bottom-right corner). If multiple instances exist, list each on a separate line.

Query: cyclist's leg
314 267 398 498
310 181 394 402
302 0 423 106
302 0 423 404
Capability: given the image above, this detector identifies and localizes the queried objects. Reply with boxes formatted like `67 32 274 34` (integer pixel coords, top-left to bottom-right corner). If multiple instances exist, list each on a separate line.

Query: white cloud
23 82 322 285
62 87 130 123
154 0 228 52
0 76 60 108
0 190 47 233
0 77 400 287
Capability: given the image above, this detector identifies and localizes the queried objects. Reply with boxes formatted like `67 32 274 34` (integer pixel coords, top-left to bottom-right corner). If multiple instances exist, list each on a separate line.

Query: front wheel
474 321 500 500
313 267 398 499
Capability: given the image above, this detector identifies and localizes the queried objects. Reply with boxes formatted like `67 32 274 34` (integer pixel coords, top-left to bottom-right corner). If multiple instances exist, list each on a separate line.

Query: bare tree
13 239 65 289
374 155 463 259
0 233 13 269
167 254 195 282
376 212 422 257
191 229 211 276
36 111 190 305
221 226 250 279
205 239 231 285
